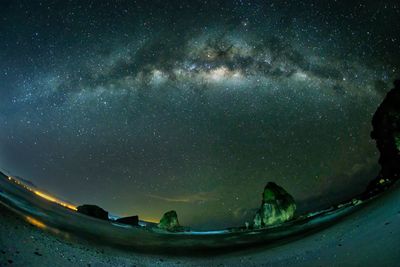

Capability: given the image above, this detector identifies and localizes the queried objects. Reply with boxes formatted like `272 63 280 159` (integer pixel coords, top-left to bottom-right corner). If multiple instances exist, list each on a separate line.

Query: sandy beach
1 181 399 266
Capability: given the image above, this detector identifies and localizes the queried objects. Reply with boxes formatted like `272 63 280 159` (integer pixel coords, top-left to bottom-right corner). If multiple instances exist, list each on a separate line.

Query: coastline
1 181 399 266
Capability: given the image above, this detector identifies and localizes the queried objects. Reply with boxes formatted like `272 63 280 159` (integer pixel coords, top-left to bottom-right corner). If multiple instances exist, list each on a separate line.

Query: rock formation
157 210 180 231
77 205 109 221
253 182 296 228
368 80 400 194
116 215 139 226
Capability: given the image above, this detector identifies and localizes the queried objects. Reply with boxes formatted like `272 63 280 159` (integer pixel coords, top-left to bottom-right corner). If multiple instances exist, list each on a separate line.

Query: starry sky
0 0 399 229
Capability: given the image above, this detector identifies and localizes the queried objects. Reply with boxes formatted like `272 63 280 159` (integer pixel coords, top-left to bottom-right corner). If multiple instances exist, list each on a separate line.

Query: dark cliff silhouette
368 80 400 195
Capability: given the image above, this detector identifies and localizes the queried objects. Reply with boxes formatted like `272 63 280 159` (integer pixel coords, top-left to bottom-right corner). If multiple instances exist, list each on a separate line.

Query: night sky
0 0 399 229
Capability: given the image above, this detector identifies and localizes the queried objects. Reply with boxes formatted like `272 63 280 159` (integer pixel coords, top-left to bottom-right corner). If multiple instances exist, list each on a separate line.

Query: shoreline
1 179 400 266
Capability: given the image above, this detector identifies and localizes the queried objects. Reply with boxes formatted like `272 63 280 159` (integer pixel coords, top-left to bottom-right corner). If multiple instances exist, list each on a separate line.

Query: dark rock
115 215 139 226
368 80 400 194
77 205 109 221
0 171 7 179
157 210 180 231
253 182 296 228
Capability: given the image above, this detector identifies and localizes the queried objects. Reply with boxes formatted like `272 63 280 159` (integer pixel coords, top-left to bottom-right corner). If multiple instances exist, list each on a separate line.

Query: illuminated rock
157 210 180 231
77 205 109 221
253 182 296 228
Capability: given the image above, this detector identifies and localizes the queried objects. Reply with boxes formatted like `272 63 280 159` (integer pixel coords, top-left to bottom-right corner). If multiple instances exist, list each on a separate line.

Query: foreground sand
1 184 400 266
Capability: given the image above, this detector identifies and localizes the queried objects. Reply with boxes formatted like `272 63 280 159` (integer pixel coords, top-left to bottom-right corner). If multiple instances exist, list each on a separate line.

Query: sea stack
116 215 139 226
253 182 296 228
157 210 180 231
77 204 109 221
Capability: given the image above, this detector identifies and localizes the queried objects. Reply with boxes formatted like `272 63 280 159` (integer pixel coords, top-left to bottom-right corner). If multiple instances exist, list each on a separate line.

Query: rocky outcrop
116 215 139 226
253 182 296 228
77 205 109 221
157 210 180 231
368 80 400 194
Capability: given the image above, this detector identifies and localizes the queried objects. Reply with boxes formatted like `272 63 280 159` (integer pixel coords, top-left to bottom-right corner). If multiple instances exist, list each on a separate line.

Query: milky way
0 0 399 229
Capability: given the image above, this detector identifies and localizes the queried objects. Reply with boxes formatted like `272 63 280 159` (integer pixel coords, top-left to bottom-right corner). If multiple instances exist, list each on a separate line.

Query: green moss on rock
157 210 180 231
253 182 296 228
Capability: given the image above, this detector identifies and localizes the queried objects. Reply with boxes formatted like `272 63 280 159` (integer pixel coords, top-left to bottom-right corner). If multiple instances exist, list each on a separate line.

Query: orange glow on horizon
33 190 77 211
5 175 77 211
140 217 159 224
